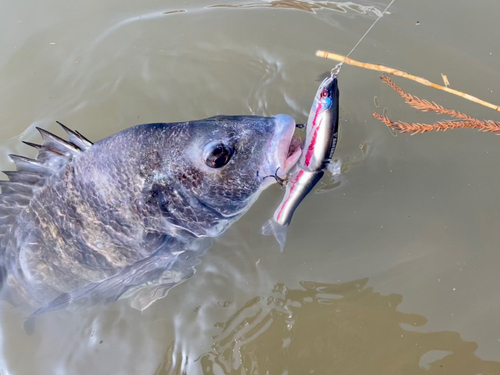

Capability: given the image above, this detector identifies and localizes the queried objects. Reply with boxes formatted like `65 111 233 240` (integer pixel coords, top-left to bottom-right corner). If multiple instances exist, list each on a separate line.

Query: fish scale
0 115 299 324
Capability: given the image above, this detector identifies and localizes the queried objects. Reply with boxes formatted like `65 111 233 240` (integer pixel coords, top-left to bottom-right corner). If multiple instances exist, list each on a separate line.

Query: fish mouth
266 114 303 181
285 135 303 172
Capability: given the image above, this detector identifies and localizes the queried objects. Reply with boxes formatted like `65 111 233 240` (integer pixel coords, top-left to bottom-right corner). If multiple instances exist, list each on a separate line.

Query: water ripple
209 0 385 17
156 279 500 374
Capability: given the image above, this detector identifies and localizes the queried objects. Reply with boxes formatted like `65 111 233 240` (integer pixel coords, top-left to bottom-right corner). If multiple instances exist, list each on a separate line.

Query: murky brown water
1 0 500 374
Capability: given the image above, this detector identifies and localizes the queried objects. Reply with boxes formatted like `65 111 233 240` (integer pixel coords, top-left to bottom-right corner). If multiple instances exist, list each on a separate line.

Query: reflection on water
209 0 384 16
157 279 500 375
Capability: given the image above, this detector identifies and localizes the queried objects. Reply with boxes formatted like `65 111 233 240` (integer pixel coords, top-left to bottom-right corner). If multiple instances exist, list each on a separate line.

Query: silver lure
261 75 340 250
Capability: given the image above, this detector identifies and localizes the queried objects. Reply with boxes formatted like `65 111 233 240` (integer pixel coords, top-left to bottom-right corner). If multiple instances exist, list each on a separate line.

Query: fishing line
331 0 395 77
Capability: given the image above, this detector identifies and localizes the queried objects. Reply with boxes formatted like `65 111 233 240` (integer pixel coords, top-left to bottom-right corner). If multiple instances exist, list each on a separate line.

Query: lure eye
203 141 234 168
320 96 333 109
321 89 329 97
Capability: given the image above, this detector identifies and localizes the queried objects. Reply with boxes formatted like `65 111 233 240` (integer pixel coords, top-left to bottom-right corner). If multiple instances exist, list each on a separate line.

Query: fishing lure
260 0 396 251
261 75 340 251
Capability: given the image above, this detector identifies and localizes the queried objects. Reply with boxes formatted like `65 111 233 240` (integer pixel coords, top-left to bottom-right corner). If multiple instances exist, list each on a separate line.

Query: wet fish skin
1 115 297 311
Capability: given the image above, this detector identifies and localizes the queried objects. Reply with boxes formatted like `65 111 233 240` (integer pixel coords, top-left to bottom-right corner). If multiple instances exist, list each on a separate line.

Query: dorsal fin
2 170 44 185
36 127 81 157
8 155 54 174
56 121 93 151
0 180 35 195
0 123 94 260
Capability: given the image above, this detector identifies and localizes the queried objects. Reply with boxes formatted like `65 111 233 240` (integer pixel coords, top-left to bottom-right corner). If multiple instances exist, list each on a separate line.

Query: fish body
261 76 339 250
0 115 301 316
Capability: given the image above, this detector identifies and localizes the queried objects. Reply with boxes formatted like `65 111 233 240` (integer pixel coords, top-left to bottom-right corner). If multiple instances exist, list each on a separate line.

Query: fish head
156 115 302 237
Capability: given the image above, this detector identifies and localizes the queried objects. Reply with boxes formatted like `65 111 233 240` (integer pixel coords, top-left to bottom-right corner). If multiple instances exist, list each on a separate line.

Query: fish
261 75 340 251
0 115 303 319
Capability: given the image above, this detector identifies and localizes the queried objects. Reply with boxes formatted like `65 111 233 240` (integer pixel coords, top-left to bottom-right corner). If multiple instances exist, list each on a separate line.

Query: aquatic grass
373 74 500 135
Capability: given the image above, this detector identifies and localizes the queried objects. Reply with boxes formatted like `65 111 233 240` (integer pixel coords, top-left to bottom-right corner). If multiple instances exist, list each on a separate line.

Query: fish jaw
263 114 302 183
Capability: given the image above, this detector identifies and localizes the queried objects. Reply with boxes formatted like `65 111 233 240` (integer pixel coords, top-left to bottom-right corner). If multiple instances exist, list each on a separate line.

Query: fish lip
266 114 302 180
284 136 303 172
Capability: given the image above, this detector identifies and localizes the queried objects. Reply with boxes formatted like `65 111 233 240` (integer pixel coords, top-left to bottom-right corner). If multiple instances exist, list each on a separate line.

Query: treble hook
263 167 287 187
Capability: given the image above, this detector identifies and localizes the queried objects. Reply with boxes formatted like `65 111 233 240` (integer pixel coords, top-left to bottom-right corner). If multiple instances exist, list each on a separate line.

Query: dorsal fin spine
0 180 34 194
56 121 93 150
0 122 92 262
36 127 80 156
22 141 42 150
2 171 43 185
8 154 53 174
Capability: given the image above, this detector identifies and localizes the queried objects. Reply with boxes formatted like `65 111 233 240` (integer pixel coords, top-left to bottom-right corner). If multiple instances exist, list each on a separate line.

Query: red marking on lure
304 102 323 167
276 169 304 221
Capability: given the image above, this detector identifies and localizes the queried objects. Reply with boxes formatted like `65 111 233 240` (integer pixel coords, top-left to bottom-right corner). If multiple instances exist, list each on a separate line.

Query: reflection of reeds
373 74 500 135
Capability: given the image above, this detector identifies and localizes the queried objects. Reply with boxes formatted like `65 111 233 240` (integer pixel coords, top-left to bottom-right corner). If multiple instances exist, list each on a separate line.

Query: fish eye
203 141 234 168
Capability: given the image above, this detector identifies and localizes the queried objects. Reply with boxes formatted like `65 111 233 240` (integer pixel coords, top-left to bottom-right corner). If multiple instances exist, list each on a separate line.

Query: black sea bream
0 115 301 317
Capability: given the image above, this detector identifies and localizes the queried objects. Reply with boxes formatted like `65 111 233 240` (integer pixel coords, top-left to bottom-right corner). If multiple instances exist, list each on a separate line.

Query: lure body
300 76 339 172
261 76 339 250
